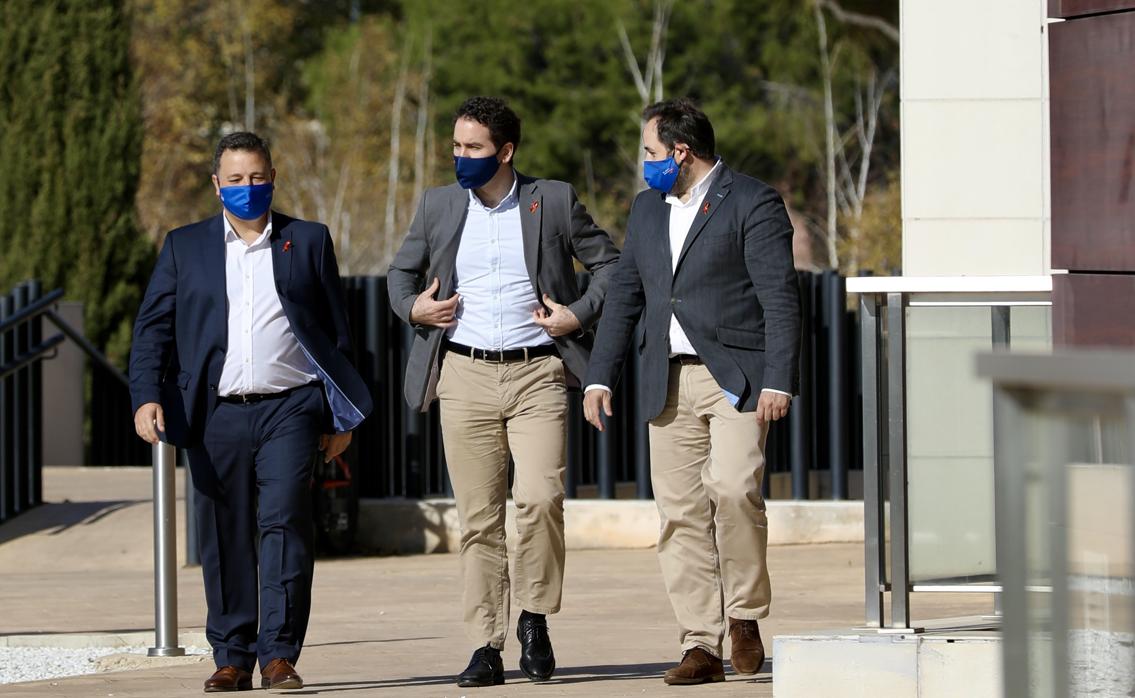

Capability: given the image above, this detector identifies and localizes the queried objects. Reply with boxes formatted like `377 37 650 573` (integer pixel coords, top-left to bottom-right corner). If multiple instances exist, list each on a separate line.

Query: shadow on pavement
289 659 772 693
0 500 145 545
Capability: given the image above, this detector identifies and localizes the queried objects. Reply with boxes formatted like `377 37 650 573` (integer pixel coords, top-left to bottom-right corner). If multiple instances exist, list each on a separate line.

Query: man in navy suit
129 132 372 692
584 99 800 685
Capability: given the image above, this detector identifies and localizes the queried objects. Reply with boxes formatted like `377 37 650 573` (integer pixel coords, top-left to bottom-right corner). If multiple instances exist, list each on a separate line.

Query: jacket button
208 384 217 391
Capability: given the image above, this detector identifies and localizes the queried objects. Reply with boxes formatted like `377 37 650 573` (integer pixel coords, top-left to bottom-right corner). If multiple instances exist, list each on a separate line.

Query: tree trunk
815 1 839 269
412 27 433 212
383 37 413 265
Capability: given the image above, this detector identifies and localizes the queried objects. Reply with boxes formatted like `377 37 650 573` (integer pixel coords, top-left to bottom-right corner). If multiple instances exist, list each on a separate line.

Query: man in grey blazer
584 98 801 685
387 96 619 687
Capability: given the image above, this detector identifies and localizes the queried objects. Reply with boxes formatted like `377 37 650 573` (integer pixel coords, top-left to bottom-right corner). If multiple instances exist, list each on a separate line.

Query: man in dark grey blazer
387 96 619 687
584 98 800 685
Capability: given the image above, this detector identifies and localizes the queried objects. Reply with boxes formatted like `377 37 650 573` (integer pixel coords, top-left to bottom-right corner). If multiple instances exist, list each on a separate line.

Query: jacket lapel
202 214 229 379
518 174 542 294
432 186 471 296
674 165 733 275
269 211 292 298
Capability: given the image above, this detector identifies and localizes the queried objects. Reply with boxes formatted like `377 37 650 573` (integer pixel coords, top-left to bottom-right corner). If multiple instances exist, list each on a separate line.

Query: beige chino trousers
649 362 771 658
436 351 568 650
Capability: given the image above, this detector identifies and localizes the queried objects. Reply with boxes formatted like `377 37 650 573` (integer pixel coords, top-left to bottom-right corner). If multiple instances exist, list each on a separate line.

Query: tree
0 0 153 365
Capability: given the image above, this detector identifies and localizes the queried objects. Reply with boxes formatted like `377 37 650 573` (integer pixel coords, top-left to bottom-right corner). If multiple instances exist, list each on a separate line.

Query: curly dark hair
642 98 716 160
212 131 273 174
454 96 521 152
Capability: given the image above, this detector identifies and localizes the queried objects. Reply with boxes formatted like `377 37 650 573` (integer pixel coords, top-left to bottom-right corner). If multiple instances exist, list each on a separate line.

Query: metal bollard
149 441 185 657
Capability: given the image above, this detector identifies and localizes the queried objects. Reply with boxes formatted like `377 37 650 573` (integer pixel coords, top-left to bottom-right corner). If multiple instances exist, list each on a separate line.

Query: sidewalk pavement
0 468 991 697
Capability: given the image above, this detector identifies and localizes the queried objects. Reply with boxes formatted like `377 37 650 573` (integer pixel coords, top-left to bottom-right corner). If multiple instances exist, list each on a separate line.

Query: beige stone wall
901 0 1053 276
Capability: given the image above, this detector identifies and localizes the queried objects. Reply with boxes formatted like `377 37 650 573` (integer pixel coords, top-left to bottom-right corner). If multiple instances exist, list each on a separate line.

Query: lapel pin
702 201 711 215
283 240 292 252
529 200 540 214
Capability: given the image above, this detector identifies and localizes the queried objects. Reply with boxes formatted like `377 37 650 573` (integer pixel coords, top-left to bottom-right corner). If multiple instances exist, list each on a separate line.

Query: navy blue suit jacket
585 165 801 420
129 211 373 448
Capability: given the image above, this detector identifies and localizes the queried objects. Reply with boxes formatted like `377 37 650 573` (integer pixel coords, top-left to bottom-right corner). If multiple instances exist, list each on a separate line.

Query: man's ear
211 173 221 197
673 143 691 166
270 167 277 184
500 143 515 165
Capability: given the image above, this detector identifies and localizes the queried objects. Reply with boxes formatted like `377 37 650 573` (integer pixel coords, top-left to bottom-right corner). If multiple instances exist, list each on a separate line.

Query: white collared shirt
217 212 318 397
666 159 722 356
585 160 789 400
447 176 554 350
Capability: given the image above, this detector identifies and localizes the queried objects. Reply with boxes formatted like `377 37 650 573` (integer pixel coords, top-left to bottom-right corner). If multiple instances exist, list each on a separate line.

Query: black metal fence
342 270 861 501
3 271 862 511
0 281 48 525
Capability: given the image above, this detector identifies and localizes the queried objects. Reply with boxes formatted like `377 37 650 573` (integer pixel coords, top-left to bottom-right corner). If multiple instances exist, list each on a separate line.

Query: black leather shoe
516 610 556 681
456 645 505 688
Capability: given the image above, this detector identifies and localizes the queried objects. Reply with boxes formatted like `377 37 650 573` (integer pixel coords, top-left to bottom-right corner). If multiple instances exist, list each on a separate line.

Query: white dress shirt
585 161 790 400
217 213 318 397
447 176 554 350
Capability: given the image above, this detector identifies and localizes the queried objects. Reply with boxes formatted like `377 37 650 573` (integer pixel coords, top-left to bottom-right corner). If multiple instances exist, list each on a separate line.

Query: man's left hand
319 432 353 463
755 391 790 425
532 294 581 337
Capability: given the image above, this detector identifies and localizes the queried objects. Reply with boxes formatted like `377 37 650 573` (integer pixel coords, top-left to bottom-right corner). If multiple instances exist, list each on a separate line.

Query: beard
671 161 695 197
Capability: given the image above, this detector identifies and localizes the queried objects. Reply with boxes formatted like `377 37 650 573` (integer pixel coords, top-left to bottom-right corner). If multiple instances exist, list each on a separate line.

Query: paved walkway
0 468 991 697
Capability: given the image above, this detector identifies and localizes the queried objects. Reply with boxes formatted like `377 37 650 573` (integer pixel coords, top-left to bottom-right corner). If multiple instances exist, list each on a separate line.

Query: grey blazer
584 164 801 420
387 172 620 412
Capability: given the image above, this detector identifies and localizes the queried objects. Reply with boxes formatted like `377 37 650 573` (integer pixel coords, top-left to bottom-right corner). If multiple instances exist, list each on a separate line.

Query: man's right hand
583 388 613 432
134 402 165 444
410 277 461 329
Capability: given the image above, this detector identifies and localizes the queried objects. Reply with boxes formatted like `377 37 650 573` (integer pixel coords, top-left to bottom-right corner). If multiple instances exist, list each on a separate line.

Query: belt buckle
484 349 503 364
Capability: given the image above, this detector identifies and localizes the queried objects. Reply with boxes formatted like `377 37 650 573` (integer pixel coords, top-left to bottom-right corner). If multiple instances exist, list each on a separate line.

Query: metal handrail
848 275 1053 631
0 334 66 380
0 288 64 334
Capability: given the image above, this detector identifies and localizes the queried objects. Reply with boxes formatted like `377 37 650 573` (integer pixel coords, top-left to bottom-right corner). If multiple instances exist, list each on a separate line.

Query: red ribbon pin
702 201 711 215
283 240 292 252
529 200 540 213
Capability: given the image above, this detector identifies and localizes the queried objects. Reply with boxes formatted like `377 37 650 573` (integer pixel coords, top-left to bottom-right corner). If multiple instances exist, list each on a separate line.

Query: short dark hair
454 96 521 152
212 131 272 174
642 98 716 160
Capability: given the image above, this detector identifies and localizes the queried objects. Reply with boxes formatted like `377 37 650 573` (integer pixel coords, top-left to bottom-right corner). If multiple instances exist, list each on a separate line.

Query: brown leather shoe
203 666 252 692
663 647 726 685
728 617 766 675
260 658 304 690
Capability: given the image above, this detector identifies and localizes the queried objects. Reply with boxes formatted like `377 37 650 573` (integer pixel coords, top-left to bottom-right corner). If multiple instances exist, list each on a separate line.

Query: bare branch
616 20 649 100
818 0 899 43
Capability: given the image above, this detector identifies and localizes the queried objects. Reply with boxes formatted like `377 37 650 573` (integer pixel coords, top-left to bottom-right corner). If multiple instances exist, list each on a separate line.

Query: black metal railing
1 281 50 524
1 271 862 515
0 280 141 525
342 270 861 501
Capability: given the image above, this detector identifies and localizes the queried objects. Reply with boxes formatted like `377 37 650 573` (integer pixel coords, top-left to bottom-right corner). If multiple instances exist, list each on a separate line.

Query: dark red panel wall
1050 4 1135 347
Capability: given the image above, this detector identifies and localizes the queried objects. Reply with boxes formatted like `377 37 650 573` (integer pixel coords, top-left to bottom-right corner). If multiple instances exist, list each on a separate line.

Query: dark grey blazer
387 172 620 412
584 164 801 420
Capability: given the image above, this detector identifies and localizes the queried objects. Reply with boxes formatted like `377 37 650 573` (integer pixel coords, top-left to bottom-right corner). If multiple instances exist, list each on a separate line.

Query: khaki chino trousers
649 362 771 658
436 351 568 649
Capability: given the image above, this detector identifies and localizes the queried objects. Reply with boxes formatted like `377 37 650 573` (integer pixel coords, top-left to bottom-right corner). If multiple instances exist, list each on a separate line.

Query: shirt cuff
761 388 792 398
584 384 612 394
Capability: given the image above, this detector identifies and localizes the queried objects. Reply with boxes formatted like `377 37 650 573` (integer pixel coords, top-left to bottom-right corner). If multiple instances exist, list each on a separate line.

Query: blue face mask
219 182 274 220
643 154 681 193
454 154 501 190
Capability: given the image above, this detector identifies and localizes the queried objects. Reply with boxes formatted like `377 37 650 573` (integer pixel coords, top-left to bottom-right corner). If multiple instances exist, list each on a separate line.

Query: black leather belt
218 382 318 405
670 354 703 366
445 340 558 363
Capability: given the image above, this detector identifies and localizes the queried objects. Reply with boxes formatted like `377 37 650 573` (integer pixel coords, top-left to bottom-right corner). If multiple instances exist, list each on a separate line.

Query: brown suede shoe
663 647 726 685
728 617 766 675
260 658 304 690
203 666 252 692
